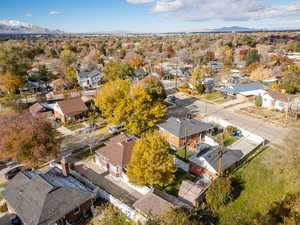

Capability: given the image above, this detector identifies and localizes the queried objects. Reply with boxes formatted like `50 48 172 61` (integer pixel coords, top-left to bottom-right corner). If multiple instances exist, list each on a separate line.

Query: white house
262 90 295 112
77 69 104 89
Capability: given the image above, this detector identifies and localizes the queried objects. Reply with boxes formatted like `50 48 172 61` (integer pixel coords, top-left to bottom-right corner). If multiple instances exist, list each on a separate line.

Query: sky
0 0 300 33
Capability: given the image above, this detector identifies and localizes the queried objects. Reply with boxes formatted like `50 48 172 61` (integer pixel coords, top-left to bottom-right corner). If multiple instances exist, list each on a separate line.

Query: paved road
171 92 289 145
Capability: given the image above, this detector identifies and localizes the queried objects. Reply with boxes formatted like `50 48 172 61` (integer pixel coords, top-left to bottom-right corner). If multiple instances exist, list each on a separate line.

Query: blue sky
1 0 300 33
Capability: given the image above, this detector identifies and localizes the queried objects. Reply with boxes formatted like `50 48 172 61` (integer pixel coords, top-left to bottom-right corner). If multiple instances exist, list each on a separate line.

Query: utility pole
218 131 225 175
184 128 188 161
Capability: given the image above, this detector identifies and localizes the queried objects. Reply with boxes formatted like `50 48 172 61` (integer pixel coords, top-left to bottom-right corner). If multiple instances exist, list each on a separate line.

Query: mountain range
0 20 63 34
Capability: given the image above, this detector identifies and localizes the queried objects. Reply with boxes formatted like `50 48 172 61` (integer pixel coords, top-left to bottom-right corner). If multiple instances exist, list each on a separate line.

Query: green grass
163 168 197 196
0 182 8 188
202 91 230 104
175 148 195 160
65 123 84 131
215 133 239 147
215 146 299 225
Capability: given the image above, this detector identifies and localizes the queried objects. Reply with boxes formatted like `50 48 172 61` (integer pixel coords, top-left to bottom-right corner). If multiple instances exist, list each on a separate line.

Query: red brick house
95 134 136 178
158 117 213 148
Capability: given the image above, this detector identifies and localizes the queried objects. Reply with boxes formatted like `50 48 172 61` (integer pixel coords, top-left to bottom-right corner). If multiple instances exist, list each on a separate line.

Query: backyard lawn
215 146 299 225
175 148 195 160
163 168 197 196
65 123 85 131
202 91 230 104
215 133 239 146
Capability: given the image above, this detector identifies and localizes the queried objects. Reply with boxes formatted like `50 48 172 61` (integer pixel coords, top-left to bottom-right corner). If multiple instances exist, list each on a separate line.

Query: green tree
206 177 234 211
60 49 76 67
139 75 167 101
191 67 206 94
127 130 177 187
255 94 263 107
104 60 134 81
246 49 261 66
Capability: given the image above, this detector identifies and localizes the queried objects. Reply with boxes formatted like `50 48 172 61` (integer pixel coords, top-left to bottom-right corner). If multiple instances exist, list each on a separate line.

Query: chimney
61 157 70 177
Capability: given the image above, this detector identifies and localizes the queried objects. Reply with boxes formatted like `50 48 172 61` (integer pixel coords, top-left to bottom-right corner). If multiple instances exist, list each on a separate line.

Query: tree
0 112 59 168
206 177 234 211
127 130 177 187
225 125 238 136
246 49 261 66
139 75 167 101
130 58 143 69
255 94 263 107
281 65 300 94
250 66 272 81
1 74 24 94
104 60 134 81
95 79 131 125
125 85 167 135
191 67 206 94
66 67 78 84
60 49 76 67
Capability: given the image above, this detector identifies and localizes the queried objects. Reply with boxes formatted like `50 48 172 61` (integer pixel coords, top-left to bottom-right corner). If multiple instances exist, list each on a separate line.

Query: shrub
225 125 238 136
255 94 263 107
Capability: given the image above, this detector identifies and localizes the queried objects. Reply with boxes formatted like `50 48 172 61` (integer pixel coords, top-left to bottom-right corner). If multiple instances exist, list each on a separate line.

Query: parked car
10 215 22 225
4 165 24 180
108 124 125 134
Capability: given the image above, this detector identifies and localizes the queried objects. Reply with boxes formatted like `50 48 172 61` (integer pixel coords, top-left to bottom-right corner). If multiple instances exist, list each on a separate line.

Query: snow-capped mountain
0 20 63 34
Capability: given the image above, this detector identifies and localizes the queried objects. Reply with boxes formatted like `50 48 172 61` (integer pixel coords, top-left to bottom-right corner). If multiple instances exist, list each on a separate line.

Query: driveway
170 92 290 145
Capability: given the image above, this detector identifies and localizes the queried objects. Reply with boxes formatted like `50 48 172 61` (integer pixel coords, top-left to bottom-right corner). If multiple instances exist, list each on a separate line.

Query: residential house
262 90 296 112
95 134 136 178
29 102 51 119
53 98 88 124
158 117 213 149
2 158 96 225
188 144 243 178
233 61 246 68
223 82 266 101
208 61 224 73
132 69 148 80
19 81 49 95
77 69 104 89
133 189 190 219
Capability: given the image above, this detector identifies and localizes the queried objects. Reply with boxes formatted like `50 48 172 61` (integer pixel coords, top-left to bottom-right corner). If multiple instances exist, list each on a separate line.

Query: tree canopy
127 130 177 187
191 67 206 94
104 60 134 81
139 75 167 101
0 112 59 168
281 65 300 94
1 74 24 94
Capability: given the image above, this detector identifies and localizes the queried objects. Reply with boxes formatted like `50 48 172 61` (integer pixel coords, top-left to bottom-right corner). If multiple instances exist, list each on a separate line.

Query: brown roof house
158 117 213 149
95 134 136 178
133 189 191 219
53 98 88 124
2 158 96 225
262 90 296 112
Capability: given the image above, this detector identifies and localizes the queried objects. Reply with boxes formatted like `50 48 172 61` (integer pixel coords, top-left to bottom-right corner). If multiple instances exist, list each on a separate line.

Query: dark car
10 215 22 225
4 165 24 180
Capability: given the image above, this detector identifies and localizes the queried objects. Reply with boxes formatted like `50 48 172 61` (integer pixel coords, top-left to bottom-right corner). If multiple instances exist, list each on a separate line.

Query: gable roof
158 117 213 138
56 98 88 117
178 180 210 204
265 90 296 103
189 146 243 173
224 82 264 95
96 134 136 168
2 167 94 225
133 189 190 218
78 69 104 79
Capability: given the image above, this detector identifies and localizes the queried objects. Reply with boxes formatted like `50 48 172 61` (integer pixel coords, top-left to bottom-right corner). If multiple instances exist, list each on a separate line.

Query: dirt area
237 106 292 127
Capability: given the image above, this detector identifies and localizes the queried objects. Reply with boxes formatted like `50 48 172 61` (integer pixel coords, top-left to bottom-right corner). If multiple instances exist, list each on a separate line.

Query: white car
108 124 125 134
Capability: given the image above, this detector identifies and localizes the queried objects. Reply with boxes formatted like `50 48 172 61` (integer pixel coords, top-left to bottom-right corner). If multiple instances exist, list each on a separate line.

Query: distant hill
0 20 63 34
213 26 258 32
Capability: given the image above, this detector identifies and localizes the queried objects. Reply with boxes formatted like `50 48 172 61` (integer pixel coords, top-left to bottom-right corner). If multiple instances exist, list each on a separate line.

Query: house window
73 207 80 215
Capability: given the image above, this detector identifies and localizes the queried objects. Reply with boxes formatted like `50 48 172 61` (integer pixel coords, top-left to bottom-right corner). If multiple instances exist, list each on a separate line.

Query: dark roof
78 69 104 79
57 98 88 117
2 167 94 225
224 82 264 95
189 146 243 172
158 117 213 138
133 189 190 218
266 90 295 103
96 134 136 168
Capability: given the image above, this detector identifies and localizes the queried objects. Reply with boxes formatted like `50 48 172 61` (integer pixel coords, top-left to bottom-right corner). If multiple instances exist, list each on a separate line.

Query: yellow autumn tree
1 74 24 94
250 65 272 81
125 85 167 135
130 58 143 69
66 67 77 83
127 130 177 187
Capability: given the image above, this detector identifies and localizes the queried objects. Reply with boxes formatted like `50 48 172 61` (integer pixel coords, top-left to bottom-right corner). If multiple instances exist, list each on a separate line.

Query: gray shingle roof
158 117 213 138
189 146 243 172
2 167 94 225
224 82 264 95
78 69 104 79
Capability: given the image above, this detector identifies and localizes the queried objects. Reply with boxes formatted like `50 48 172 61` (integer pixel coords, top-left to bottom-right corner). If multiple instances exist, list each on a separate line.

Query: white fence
202 116 265 145
203 136 219 146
